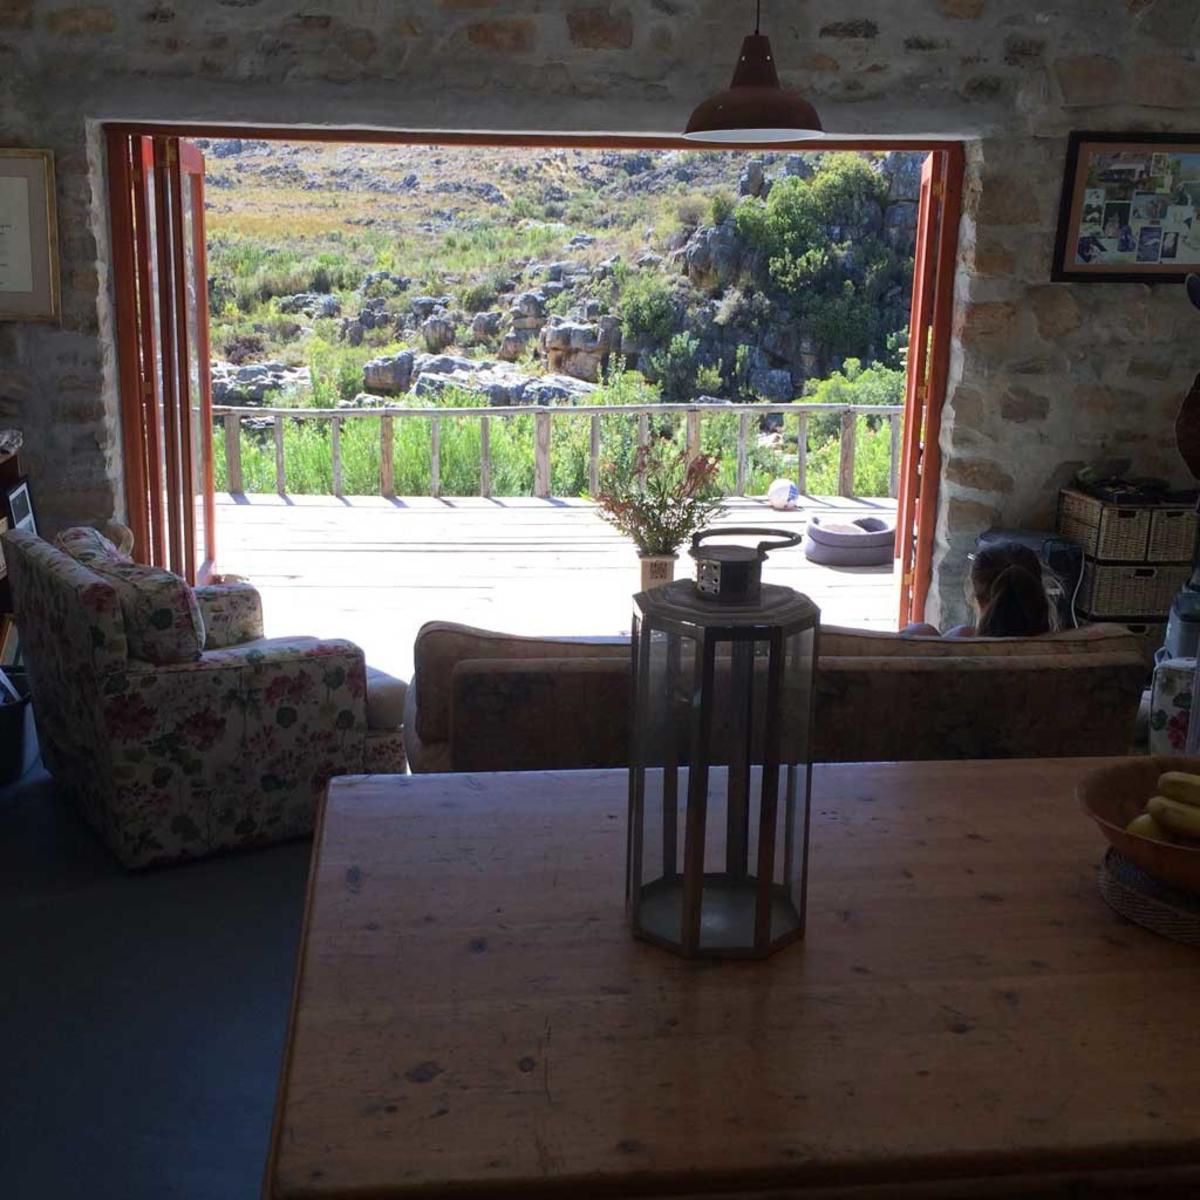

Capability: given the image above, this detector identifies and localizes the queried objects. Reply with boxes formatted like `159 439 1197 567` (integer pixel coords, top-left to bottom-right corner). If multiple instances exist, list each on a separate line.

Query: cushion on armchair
194 582 264 648
55 526 132 567
87 560 204 664
56 525 205 664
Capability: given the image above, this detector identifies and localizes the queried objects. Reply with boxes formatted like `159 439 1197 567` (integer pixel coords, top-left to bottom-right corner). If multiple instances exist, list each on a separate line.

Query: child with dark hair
904 541 1053 639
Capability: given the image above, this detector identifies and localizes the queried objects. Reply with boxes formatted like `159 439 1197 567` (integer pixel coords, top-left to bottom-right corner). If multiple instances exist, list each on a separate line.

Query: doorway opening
106 127 962 675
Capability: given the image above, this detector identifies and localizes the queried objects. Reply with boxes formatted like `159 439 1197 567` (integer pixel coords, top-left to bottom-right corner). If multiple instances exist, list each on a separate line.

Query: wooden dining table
264 759 1200 1199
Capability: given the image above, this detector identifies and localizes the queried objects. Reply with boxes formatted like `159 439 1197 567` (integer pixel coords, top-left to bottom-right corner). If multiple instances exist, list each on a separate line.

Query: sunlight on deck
215 494 899 680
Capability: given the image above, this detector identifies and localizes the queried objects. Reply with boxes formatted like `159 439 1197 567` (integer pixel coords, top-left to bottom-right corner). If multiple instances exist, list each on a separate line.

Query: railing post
430 416 441 499
838 410 856 498
224 413 242 494
589 414 601 496
889 412 901 500
273 415 285 495
736 410 749 497
686 409 701 464
380 415 394 497
796 412 807 496
480 415 491 498
331 415 343 498
535 409 552 499
637 412 649 452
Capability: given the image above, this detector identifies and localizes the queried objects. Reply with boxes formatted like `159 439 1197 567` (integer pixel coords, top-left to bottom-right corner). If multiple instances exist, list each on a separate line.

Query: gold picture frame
0 148 60 321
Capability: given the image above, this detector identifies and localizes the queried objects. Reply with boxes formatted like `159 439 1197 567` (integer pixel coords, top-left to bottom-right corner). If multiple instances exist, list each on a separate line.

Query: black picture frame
1052 130 1200 283
4 477 36 536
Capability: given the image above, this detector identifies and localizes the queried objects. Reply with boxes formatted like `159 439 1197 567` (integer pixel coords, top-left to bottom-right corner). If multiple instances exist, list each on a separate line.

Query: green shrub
648 332 701 403
459 270 509 313
734 153 909 363
710 190 736 225
695 363 724 396
675 194 707 229
801 358 904 439
619 274 675 346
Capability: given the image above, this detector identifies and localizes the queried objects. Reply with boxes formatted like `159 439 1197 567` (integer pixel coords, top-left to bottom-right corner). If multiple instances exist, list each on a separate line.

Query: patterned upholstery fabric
57 524 207 664
194 583 265 649
405 620 1147 771
55 526 132 567
819 622 1145 658
1150 657 1194 755
85 558 206 665
3 529 406 868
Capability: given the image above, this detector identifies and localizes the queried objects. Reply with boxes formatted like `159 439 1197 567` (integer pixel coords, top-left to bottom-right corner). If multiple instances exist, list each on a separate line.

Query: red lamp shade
684 33 822 143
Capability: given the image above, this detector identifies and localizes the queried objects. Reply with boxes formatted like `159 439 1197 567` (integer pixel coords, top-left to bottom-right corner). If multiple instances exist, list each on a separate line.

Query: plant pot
639 553 677 592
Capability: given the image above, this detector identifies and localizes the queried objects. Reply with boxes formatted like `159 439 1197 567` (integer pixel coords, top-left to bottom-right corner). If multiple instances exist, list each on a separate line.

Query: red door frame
896 146 964 626
107 125 964 609
108 130 216 583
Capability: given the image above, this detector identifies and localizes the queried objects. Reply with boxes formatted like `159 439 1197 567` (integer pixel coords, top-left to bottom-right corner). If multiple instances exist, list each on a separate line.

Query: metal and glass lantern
627 528 819 959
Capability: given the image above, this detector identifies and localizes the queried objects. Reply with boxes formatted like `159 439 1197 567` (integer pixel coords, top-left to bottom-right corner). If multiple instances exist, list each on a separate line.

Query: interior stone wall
1 0 1198 624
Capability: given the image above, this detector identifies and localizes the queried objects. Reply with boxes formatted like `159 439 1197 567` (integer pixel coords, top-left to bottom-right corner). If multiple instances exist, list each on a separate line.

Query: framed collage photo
0 148 60 321
1052 131 1200 283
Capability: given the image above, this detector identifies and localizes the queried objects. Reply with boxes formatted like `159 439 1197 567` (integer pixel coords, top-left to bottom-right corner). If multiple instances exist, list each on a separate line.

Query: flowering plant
595 438 726 557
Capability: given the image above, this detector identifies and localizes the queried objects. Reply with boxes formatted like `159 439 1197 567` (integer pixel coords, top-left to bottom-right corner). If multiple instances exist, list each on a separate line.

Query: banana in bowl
1079 758 1200 895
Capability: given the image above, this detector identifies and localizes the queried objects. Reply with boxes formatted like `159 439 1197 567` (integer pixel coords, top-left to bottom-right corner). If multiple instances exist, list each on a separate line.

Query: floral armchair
3 528 406 869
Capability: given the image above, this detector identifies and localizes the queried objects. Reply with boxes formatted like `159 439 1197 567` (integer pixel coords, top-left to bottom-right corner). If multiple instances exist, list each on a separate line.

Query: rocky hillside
202 141 921 409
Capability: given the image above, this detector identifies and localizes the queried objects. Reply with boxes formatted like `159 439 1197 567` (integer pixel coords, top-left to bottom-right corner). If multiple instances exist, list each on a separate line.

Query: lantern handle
691 527 803 557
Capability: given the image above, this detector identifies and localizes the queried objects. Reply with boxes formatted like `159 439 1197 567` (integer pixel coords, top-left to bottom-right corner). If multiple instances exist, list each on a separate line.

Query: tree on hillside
735 154 912 369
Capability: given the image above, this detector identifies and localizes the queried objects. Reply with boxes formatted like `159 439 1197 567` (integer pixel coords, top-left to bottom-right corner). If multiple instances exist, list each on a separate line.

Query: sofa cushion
819 622 1144 660
55 526 132 568
366 665 408 732
84 558 205 665
412 621 629 744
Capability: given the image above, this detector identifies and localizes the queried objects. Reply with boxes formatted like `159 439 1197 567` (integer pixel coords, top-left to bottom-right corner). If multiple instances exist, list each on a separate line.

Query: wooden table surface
265 761 1200 1199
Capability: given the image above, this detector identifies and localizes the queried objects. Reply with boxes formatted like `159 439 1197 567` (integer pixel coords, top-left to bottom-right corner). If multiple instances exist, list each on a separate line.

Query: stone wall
1 0 1198 623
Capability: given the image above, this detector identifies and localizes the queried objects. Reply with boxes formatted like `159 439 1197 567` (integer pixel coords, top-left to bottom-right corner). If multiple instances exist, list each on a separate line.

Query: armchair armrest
194 582 264 648
128 634 364 679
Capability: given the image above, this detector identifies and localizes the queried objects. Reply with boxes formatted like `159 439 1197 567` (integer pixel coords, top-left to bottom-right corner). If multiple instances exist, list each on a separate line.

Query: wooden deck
215 494 899 681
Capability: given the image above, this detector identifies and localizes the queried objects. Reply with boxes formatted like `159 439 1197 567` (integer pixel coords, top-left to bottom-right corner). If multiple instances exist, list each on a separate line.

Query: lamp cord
755 0 761 33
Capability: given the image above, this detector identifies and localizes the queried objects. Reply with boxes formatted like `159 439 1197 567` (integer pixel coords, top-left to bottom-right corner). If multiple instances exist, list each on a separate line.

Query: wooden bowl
1078 756 1200 894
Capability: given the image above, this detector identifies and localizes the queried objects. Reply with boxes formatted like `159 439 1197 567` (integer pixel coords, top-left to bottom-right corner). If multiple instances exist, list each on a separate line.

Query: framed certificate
1053 131 1200 283
0 148 60 321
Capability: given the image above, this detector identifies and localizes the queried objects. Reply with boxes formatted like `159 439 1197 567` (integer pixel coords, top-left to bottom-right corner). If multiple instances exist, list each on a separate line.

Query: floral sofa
4 528 406 868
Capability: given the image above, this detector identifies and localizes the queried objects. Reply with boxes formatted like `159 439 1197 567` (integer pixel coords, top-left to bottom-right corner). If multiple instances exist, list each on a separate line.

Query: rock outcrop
277 292 341 318
362 351 415 395
359 351 597 407
211 361 312 403
539 315 622 382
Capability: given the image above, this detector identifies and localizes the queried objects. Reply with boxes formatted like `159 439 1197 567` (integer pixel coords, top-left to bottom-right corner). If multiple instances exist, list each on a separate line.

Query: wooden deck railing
211 402 904 499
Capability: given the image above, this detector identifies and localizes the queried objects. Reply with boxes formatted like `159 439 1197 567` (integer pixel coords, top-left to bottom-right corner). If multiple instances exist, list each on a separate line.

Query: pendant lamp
684 0 822 143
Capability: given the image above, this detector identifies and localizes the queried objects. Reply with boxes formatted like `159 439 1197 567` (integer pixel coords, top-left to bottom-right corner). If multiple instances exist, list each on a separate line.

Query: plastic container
0 667 38 785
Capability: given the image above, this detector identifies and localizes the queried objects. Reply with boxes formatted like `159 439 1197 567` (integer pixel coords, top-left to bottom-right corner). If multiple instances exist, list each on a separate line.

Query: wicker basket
1147 507 1199 563
1058 489 1150 561
1078 560 1190 619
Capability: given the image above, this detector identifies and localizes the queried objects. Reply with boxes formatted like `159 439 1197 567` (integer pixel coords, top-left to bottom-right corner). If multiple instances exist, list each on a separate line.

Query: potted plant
595 437 726 591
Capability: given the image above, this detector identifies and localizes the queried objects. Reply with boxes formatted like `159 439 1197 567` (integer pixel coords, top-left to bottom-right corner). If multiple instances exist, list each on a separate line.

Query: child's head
969 541 1053 638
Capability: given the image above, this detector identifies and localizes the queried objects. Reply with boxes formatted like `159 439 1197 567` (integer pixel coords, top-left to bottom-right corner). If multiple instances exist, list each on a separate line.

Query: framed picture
5 478 35 535
0 148 60 321
1052 131 1200 282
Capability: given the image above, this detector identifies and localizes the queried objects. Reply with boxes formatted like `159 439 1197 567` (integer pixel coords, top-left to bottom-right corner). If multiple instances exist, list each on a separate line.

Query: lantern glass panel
629 582 818 958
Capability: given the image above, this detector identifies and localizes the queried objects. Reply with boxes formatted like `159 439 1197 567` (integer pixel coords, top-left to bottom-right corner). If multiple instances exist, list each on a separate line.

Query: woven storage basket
1147 507 1198 563
1079 560 1189 618
1097 849 1200 946
1058 489 1151 561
